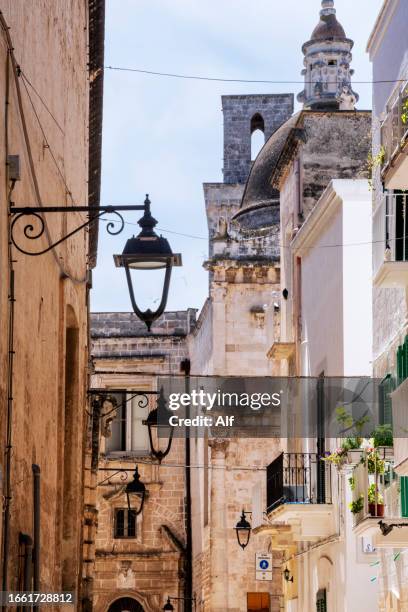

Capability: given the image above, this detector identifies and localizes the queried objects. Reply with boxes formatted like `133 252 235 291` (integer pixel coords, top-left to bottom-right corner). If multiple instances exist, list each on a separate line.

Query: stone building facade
368 1 408 609
0 0 103 604
85 311 196 611
186 87 294 612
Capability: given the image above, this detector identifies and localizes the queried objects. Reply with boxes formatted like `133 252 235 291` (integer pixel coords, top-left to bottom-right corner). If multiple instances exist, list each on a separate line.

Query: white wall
296 180 373 378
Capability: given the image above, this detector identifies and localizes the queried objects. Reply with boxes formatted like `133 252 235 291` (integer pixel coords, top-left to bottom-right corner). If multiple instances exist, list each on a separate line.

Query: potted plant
345 437 363 467
368 484 384 517
372 424 394 460
349 495 364 515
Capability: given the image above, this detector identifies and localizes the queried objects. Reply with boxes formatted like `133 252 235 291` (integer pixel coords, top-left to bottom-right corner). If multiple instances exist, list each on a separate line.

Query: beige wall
189 261 283 612
0 0 91 600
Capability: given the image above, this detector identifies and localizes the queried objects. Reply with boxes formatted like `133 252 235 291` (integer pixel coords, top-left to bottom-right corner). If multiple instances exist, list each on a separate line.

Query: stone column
209 439 229 611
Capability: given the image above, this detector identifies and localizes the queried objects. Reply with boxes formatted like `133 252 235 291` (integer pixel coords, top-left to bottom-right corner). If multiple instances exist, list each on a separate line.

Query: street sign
255 553 272 581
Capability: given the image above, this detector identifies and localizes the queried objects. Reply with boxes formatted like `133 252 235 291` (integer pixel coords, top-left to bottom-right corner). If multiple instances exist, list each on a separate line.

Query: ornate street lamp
283 567 294 583
163 598 174 611
124 467 146 515
113 195 182 331
144 388 174 463
235 510 252 550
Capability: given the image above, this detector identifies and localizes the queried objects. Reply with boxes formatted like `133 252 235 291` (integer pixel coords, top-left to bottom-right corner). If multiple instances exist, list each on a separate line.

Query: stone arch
107 598 144 612
250 112 265 134
250 113 265 160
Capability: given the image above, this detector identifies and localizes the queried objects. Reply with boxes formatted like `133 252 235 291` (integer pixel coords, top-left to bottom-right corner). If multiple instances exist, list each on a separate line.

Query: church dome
233 113 302 230
310 13 346 41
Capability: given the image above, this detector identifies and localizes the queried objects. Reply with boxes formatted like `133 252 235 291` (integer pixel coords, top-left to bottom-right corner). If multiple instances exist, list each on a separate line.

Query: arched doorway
108 598 144 612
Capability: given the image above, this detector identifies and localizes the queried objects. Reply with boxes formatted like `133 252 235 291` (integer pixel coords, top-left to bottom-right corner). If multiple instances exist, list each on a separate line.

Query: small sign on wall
255 553 272 581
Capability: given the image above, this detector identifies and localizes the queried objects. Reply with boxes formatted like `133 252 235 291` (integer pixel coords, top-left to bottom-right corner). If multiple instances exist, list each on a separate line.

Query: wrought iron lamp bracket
9 204 146 256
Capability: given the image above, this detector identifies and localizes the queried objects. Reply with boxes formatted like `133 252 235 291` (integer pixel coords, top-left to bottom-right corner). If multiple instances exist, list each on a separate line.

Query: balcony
373 193 408 288
381 82 408 190
264 453 335 541
350 452 408 548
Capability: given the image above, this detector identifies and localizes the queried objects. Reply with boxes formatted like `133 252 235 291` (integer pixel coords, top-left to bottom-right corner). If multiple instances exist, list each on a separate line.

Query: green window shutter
404 336 408 381
316 589 327 612
397 345 403 385
379 374 395 425
401 477 408 518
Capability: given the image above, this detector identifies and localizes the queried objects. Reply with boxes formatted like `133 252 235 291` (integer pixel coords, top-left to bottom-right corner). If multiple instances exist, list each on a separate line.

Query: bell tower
298 0 359 111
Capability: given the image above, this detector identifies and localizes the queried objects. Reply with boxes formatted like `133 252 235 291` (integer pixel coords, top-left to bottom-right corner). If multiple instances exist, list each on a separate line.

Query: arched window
108 598 144 612
250 113 265 160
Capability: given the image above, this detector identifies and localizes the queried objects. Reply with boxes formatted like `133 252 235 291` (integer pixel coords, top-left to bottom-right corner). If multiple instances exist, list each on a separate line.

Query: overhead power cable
98 216 408 251
104 65 407 86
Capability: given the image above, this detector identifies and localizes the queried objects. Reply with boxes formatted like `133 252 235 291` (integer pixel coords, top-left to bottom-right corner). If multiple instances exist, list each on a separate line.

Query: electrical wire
20 70 64 134
20 76 74 203
94 458 268 472
0 22 88 283
98 215 408 251
104 65 408 86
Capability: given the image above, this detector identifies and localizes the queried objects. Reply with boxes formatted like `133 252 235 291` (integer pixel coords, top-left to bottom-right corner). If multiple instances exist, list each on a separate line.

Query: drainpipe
18 533 33 591
32 464 40 608
180 359 192 612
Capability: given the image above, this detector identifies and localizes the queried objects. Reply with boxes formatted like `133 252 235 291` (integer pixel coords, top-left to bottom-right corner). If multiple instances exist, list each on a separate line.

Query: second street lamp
124 467 146 515
144 387 174 463
235 510 252 550
113 195 182 331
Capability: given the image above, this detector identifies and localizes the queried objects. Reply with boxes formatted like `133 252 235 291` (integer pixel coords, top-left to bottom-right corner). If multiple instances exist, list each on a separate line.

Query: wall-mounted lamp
283 567 294 583
235 510 252 550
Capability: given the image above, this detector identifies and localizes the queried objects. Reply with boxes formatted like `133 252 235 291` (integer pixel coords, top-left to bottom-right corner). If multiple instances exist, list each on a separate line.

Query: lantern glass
235 510 251 550
144 388 174 462
125 467 146 515
113 196 181 331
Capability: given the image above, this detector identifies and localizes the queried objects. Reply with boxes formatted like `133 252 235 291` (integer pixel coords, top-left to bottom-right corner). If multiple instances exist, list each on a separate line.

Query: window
385 192 408 262
105 392 150 454
247 593 270 612
114 508 136 538
250 113 265 160
328 60 337 66
316 589 327 612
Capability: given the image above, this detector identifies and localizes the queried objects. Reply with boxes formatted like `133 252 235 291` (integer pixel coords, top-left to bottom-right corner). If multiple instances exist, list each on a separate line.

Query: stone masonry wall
87 311 194 611
0 0 90 600
301 111 372 217
223 94 294 184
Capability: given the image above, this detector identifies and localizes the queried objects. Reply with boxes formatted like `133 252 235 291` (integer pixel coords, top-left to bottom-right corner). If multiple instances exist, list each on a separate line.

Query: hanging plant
349 495 364 514
322 446 348 469
363 448 385 475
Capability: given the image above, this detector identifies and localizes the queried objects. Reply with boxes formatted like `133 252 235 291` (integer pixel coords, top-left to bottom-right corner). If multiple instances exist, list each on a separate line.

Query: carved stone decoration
250 305 266 328
337 85 357 111
117 561 136 589
214 217 229 240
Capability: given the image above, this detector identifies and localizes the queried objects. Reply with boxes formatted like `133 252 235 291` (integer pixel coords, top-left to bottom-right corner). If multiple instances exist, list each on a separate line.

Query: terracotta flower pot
368 503 384 517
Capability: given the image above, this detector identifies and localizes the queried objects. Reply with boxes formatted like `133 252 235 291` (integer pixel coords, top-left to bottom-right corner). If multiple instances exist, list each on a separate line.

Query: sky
91 0 384 316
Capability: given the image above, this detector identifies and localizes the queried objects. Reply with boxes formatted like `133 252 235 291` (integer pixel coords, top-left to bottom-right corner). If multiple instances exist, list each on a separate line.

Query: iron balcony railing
266 452 333 513
381 81 408 170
